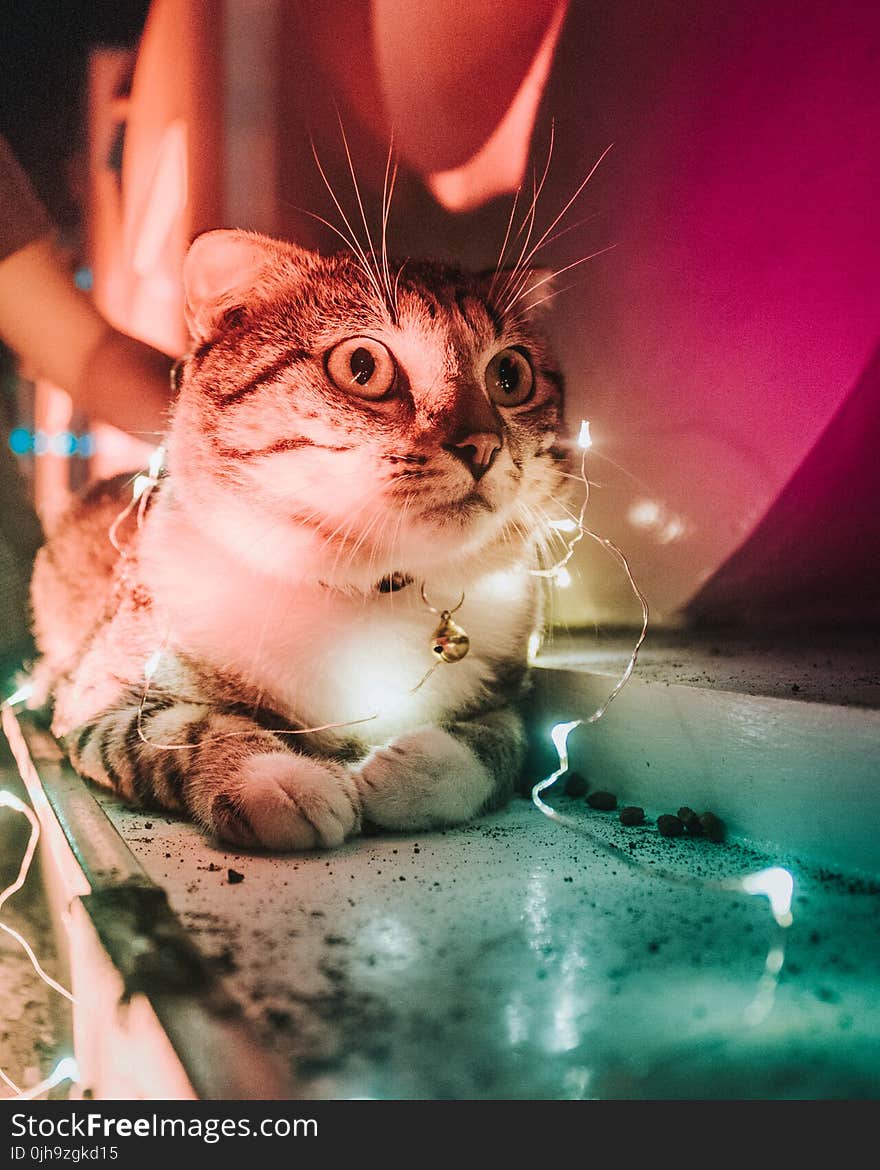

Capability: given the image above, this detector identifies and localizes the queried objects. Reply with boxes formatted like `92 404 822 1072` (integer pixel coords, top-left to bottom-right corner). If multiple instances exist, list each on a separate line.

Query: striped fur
30 231 571 851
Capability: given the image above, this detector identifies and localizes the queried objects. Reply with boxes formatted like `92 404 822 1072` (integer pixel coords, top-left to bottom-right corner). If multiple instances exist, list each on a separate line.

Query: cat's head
169 229 569 586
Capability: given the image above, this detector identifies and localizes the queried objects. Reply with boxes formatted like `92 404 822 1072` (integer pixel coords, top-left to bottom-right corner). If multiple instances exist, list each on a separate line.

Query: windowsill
534 626 880 709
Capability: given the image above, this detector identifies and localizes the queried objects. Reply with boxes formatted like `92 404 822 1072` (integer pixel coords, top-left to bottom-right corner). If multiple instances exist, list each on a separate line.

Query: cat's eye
325 337 397 399
485 347 534 407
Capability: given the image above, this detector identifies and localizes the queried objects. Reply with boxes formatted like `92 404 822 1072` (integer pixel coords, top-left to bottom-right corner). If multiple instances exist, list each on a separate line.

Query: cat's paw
207 752 361 850
354 726 493 830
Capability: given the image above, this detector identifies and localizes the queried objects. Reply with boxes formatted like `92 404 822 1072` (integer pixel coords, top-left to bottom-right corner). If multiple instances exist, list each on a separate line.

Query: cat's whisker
515 118 556 250
368 488 404 585
309 137 385 304
392 259 409 320
557 469 600 485
320 475 397 583
546 494 583 527
335 111 392 318
335 502 388 579
288 201 380 286
531 515 573 558
351 507 396 589
487 184 522 301
514 244 618 314
320 485 389 576
527 210 602 259
495 170 541 312
494 120 557 307
364 506 403 599
380 135 400 321
511 496 574 570
499 142 614 315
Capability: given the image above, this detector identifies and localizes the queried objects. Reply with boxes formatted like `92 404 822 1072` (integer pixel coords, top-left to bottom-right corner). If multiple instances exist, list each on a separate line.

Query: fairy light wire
532 418 650 728
0 793 77 1006
10 410 793 1087
0 781 77 1100
134 598 453 753
527 428 794 1027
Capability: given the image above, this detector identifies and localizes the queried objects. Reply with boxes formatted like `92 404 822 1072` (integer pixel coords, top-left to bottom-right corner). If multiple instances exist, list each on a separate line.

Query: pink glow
427 4 566 211
88 1 880 625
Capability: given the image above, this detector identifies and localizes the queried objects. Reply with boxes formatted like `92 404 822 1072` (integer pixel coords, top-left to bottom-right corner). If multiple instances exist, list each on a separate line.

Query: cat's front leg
353 707 525 831
66 697 361 850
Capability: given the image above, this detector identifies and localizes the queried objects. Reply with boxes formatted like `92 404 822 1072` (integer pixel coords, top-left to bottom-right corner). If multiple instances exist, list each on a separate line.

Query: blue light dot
75 432 96 458
74 267 94 292
32 430 49 456
50 430 78 457
8 427 32 455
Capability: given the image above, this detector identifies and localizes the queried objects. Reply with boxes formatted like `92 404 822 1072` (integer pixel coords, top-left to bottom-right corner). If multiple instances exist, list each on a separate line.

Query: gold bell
430 610 470 662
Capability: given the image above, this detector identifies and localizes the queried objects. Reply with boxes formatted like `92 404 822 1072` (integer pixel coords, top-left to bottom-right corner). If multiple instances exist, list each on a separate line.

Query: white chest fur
139 503 537 745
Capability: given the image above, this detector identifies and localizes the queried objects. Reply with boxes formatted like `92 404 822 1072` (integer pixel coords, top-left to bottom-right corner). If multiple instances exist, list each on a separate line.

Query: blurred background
3 0 879 632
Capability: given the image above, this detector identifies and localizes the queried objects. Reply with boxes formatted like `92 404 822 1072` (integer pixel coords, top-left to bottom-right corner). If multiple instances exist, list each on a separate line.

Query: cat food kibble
657 813 684 837
563 771 588 797
699 811 725 842
587 790 617 811
677 806 703 835
619 805 645 826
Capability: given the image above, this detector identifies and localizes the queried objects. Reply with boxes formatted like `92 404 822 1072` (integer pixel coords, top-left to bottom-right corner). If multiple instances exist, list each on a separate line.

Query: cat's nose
445 432 502 481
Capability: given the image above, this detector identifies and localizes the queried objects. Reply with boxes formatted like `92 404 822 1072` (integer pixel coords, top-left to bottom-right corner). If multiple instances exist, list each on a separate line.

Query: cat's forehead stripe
210 346 311 407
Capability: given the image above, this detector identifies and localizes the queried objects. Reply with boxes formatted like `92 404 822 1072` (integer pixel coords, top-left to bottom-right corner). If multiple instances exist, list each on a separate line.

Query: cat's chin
418 490 497 522
316 517 527 594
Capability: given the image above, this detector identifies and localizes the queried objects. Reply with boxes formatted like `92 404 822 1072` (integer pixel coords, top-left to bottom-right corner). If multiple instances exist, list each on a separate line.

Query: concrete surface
8 635 880 1100
94 781 880 1099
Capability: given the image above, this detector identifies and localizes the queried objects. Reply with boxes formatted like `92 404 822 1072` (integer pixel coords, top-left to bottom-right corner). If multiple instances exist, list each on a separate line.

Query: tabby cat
29 230 569 850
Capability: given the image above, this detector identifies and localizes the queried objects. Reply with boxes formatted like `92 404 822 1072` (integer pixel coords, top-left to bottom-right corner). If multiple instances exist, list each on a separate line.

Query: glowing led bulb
577 419 592 449
0 789 28 814
51 1056 79 1085
549 720 581 772
3 682 34 709
553 566 572 588
740 867 794 928
549 518 578 533
144 650 162 681
11 1056 79 1101
527 630 542 662
148 444 166 480
132 474 152 501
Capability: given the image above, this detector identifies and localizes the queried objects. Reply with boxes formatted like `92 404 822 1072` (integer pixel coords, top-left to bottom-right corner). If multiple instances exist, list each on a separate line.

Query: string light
531 415 593 581
108 443 165 555
528 421 794 1027
738 866 794 928
6 1057 79 1102
6 408 796 1088
0 778 78 1100
114 418 611 752
3 682 34 709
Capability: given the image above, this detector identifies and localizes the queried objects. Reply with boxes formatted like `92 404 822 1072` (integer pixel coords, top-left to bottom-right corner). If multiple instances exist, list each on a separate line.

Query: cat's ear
183 230 307 343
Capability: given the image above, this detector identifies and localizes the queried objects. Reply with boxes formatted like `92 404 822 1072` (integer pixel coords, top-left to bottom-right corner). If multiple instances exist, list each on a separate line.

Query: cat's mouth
421 490 496 521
